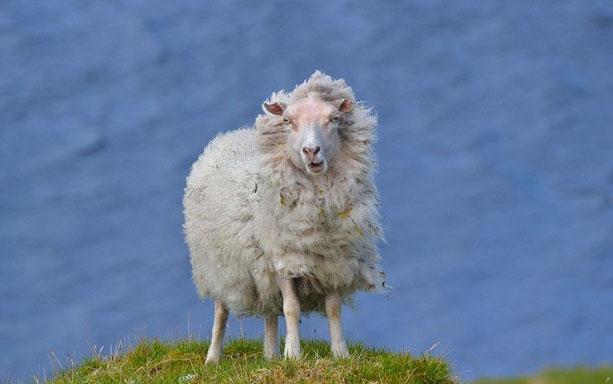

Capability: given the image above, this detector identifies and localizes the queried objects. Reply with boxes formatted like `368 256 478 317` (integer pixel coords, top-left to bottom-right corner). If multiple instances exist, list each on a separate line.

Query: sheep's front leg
278 277 301 359
263 314 279 359
205 300 228 363
325 291 349 358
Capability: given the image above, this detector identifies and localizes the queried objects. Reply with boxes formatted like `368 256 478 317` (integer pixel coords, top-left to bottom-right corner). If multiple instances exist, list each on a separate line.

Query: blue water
1 1 613 381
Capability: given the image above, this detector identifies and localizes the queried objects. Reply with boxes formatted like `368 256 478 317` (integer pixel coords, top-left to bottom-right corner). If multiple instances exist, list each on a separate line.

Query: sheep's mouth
307 160 324 173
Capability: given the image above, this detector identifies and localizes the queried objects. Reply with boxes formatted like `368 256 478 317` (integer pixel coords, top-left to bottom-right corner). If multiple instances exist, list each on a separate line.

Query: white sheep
183 71 385 362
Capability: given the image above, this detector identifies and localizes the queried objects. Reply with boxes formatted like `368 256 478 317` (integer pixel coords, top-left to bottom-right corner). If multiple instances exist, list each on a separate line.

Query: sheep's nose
302 146 320 159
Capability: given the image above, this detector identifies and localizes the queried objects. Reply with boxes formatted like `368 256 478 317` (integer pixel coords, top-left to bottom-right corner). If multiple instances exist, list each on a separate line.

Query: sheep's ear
334 99 354 113
262 102 286 115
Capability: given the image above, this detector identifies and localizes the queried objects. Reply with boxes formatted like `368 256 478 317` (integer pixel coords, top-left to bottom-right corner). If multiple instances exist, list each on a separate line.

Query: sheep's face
264 95 353 176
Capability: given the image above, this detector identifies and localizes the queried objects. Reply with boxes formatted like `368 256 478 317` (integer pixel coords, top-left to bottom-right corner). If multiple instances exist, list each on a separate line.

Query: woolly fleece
183 71 385 316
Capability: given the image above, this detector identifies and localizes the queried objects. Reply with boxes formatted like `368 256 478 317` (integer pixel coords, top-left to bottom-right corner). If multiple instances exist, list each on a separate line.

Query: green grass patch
474 366 613 384
44 338 455 384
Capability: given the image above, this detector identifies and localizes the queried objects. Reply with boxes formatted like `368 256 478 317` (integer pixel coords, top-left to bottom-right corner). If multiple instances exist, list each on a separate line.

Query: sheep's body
184 72 384 319
184 128 276 315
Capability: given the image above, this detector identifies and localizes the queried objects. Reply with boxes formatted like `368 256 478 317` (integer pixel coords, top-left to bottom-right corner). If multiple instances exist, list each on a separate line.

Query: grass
45 339 456 384
473 366 613 384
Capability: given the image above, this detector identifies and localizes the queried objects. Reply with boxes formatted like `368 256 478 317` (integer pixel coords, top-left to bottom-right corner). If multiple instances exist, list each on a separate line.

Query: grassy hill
40 338 612 384
474 366 613 384
46 339 455 384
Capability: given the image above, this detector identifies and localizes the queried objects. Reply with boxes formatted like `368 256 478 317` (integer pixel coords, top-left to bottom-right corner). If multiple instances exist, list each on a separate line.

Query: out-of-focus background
1 1 613 381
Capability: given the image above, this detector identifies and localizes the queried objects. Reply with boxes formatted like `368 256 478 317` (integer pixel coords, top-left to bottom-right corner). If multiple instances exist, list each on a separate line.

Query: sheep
183 71 385 363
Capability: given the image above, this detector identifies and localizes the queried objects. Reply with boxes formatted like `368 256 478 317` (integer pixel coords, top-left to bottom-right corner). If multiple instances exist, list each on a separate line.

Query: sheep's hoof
205 351 222 364
264 349 280 360
331 342 349 358
283 344 301 359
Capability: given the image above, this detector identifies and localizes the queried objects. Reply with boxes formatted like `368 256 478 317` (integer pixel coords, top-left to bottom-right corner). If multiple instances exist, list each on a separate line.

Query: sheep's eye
330 116 340 123
282 117 290 124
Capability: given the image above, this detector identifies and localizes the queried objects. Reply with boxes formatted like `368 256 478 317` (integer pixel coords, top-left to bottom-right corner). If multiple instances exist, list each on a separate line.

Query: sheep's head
263 94 353 176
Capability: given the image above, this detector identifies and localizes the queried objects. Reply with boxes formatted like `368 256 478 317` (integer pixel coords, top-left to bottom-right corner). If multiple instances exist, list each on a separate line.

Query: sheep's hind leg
278 277 301 359
325 291 349 358
263 314 279 359
205 300 228 363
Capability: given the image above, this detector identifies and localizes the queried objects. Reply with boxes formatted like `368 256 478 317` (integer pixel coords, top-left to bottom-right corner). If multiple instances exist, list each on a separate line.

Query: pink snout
302 146 321 162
